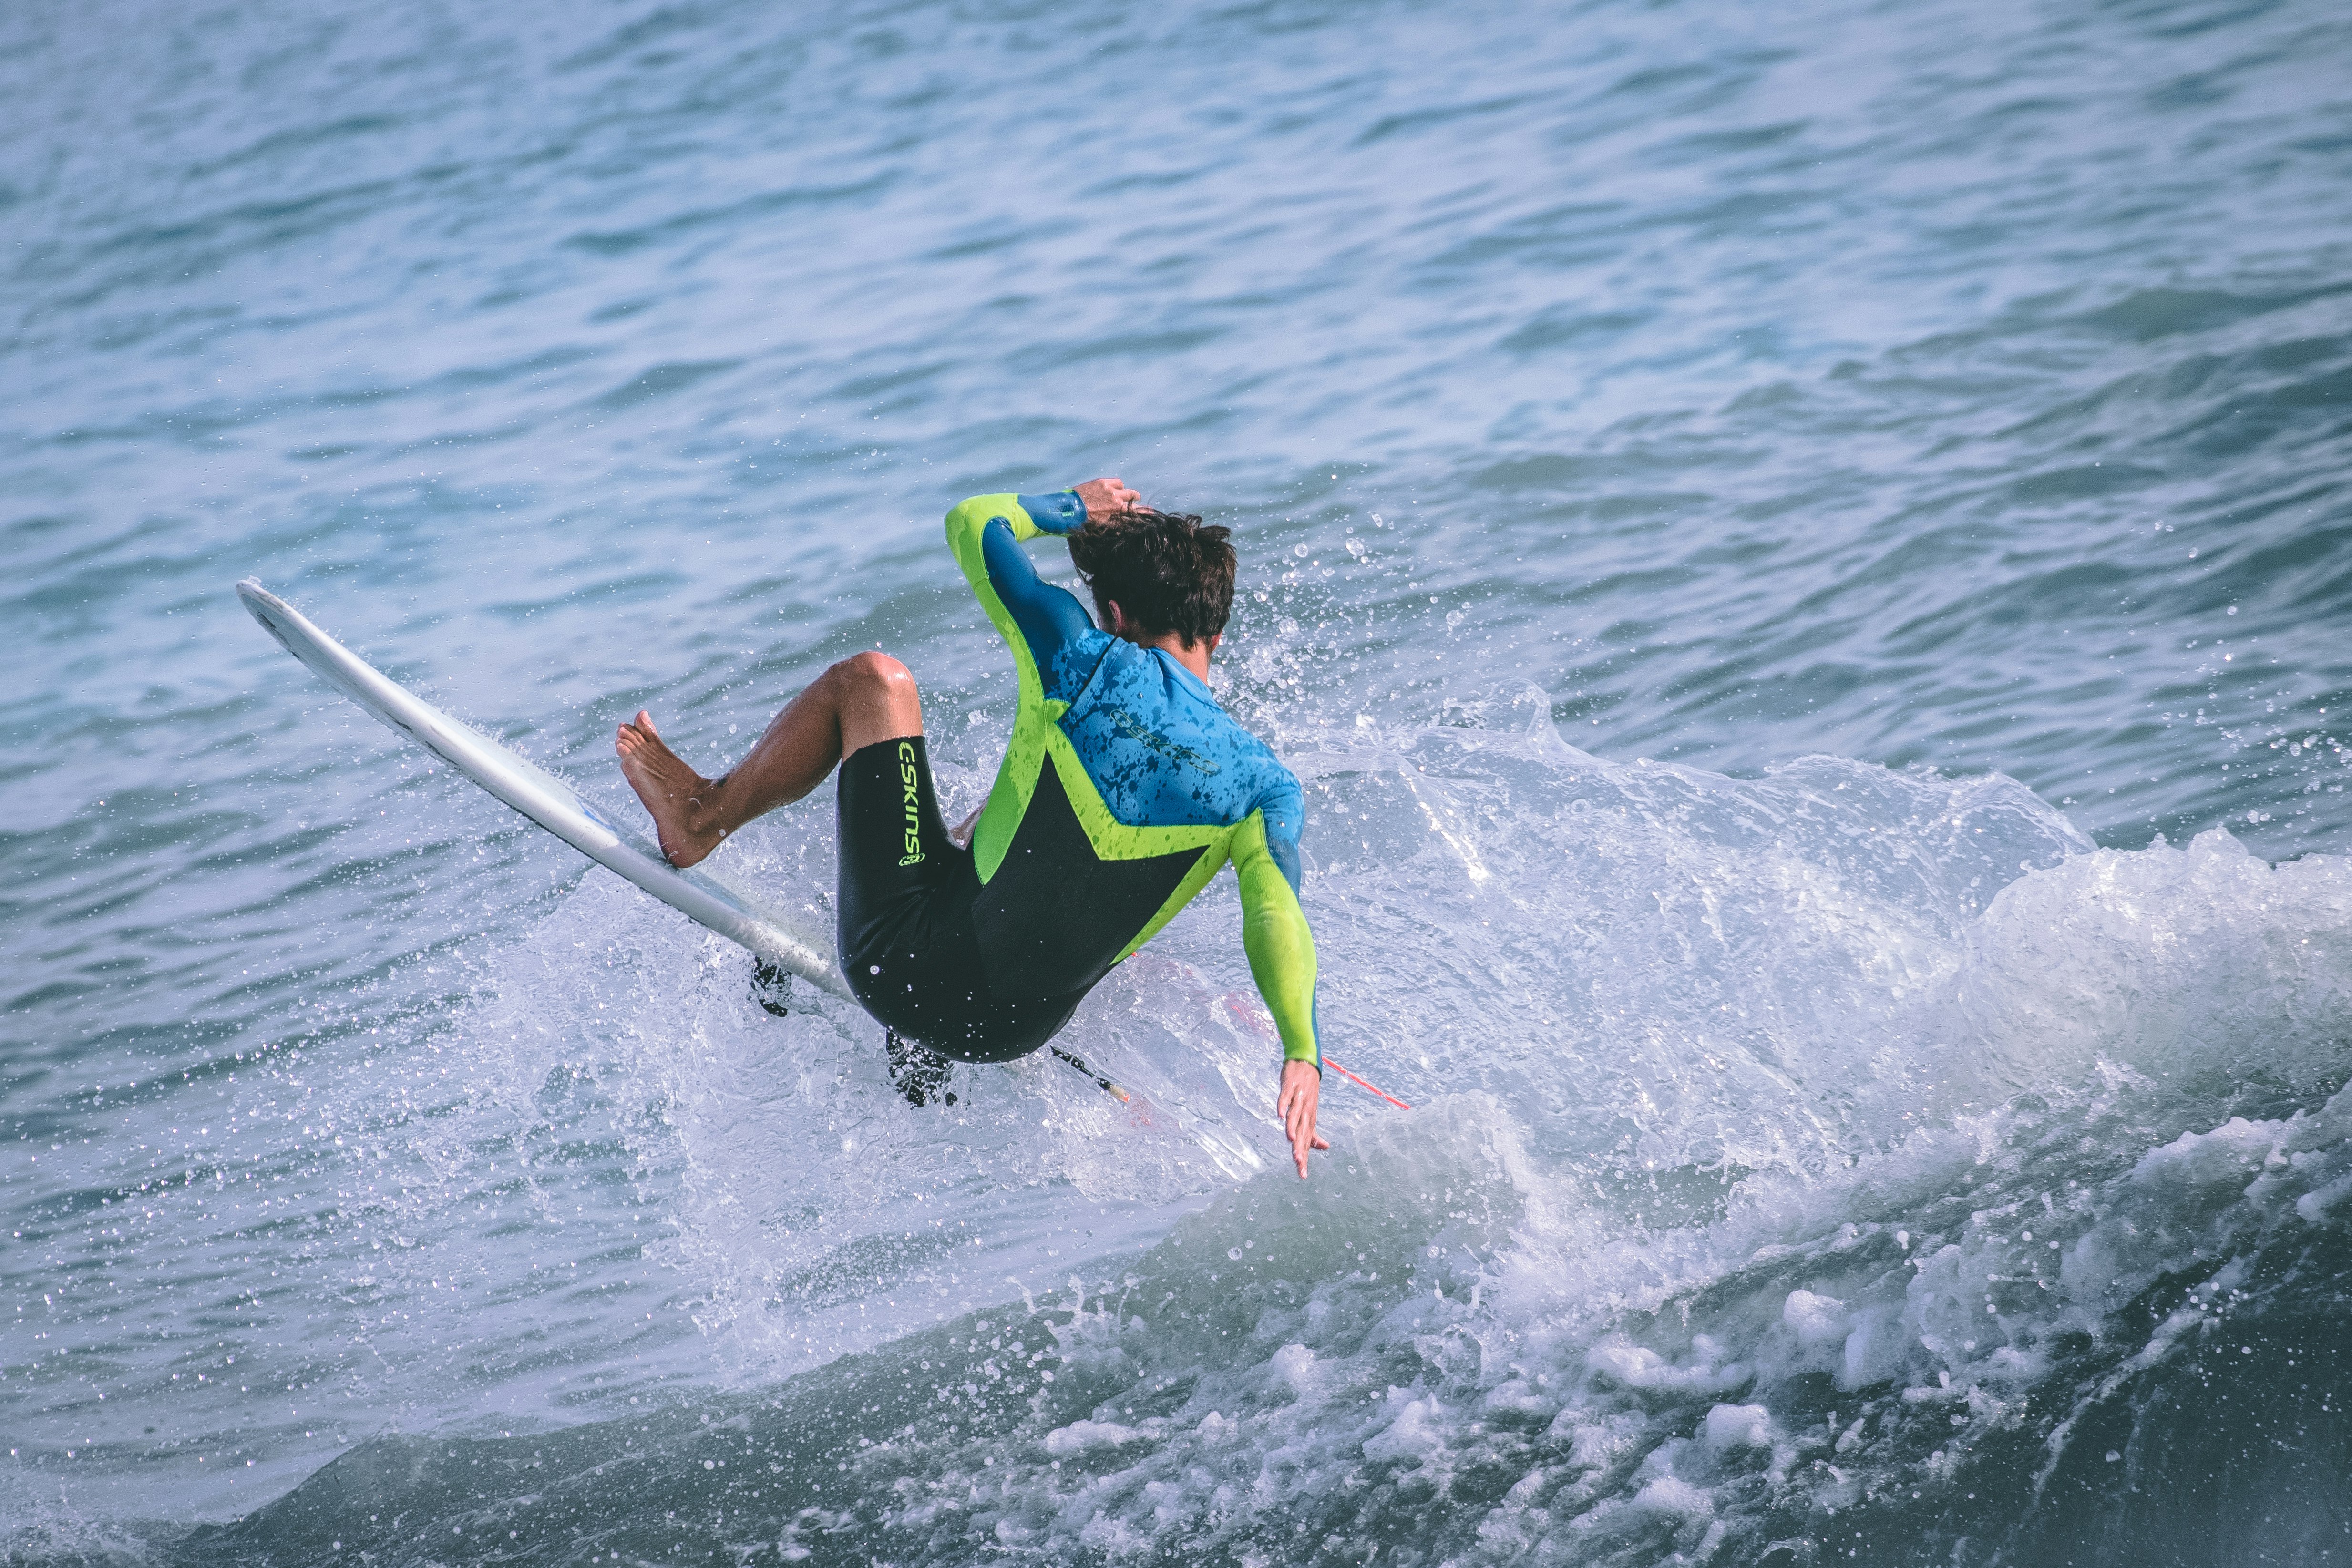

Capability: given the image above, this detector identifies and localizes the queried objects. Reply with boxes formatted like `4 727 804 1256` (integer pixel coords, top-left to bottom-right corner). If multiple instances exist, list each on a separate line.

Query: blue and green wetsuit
833 491 1320 1073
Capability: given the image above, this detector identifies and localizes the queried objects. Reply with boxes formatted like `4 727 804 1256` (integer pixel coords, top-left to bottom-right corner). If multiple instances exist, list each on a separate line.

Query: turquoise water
6 0 2352 1561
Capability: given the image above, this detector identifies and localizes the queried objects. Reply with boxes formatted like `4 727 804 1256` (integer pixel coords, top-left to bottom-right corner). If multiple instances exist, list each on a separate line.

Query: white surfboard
237 579 851 1000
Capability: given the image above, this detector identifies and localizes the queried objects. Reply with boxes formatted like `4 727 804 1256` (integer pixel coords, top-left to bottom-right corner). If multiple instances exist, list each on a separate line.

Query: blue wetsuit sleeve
979 516 1097 703
1014 491 1085 535
1258 770 1307 896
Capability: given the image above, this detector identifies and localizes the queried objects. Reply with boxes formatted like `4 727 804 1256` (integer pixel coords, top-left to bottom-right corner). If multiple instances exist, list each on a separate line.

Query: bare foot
614 710 724 867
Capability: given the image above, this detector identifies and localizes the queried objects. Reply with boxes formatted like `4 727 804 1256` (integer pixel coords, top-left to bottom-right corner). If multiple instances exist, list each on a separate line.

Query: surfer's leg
616 652 921 867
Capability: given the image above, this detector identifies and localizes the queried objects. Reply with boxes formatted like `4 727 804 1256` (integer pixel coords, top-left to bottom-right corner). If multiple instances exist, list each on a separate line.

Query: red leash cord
1322 1053 1412 1110
1051 1040 1410 1111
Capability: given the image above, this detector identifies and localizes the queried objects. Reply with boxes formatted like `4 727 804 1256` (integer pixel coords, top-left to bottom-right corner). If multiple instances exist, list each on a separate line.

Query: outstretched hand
1278 1059 1329 1179
1075 476 1142 523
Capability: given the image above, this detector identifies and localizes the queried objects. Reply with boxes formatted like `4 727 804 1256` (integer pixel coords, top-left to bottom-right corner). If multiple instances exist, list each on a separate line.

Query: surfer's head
1068 507 1236 653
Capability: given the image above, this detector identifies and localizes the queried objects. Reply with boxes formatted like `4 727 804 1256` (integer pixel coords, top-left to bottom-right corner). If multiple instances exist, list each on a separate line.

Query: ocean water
5 0 2352 1561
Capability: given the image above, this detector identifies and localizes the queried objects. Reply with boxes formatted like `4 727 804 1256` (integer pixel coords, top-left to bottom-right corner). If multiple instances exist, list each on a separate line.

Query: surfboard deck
237 579 851 1000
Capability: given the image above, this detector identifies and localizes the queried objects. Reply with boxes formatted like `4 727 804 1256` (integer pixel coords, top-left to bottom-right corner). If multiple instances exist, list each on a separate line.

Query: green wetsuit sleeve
1232 810 1321 1067
945 492 1051 697
946 491 1094 881
945 490 1089 694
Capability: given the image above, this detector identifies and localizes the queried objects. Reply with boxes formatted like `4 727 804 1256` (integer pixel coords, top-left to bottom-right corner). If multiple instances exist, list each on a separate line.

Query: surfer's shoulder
1203 707 1298 816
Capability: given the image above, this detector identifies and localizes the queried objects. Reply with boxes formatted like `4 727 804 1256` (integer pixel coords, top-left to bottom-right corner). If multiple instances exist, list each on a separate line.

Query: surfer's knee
830 651 915 701
825 653 923 747
837 658 908 691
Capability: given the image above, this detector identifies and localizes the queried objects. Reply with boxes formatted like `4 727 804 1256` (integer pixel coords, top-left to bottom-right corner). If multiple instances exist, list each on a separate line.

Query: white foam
795 720 2352 1561
1700 1403 1773 1453
30 705 2352 1552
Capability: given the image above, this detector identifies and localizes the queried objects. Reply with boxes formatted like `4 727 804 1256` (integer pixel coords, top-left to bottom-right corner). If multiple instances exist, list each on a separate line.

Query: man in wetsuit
614 477 1327 1176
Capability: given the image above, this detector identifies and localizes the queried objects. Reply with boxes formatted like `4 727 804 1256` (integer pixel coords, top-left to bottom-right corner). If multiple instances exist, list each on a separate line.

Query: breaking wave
22 706 2346 1565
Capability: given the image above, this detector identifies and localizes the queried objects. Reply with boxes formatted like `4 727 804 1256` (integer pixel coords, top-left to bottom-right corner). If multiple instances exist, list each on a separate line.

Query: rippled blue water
6 0 2352 1562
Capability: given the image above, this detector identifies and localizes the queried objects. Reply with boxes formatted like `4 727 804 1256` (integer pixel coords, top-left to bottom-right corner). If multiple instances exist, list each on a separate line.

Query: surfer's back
1048 618 1304 843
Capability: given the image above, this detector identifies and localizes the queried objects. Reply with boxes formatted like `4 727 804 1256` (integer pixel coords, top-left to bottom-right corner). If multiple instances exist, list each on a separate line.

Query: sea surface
5 0 2352 1562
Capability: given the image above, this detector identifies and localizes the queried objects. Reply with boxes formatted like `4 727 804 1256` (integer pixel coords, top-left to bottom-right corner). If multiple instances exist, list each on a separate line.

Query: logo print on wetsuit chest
897 740 925 867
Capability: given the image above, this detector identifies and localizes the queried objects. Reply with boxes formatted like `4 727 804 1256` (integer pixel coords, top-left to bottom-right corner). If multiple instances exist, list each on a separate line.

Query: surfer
614 478 1328 1176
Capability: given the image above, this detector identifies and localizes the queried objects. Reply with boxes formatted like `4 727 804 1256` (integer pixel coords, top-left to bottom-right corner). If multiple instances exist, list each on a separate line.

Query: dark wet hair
1067 507 1236 648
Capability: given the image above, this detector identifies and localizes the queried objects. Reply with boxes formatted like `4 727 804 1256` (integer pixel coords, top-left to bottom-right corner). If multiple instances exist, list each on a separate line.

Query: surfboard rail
236 578 851 1000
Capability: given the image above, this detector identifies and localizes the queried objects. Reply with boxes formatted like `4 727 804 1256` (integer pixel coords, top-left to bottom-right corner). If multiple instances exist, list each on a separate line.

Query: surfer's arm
1236 801 1325 1179
1232 808 1320 1070
944 490 1099 701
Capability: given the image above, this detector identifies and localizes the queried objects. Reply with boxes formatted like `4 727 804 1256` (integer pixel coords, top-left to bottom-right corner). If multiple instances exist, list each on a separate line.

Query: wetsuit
835 490 1320 1074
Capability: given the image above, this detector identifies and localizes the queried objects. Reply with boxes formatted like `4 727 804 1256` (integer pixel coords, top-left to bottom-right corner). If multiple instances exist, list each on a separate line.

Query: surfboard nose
236 577 302 656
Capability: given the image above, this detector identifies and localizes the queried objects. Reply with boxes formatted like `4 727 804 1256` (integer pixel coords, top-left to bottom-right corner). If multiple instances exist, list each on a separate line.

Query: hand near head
1075 476 1142 523
1279 1059 1328 1179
